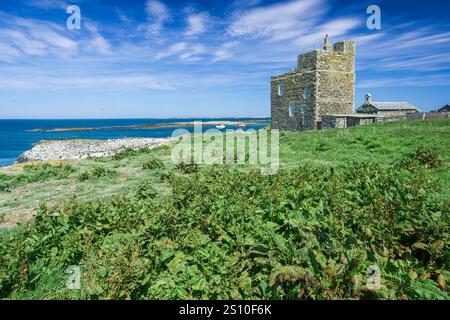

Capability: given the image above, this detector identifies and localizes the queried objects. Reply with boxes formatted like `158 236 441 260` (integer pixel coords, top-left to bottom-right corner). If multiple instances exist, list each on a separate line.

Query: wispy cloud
0 14 78 62
356 27 450 74
212 42 239 62
0 42 22 63
185 12 209 36
0 72 175 90
83 21 112 55
155 42 188 59
0 12 114 63
115 7 132 23
25 0 69 10
155 41 205 62
228 0 325 41
143 0 171 36
358 74 450 88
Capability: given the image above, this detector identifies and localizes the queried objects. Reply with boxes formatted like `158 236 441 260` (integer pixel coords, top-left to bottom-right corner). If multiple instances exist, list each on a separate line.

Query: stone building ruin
271 35 355 131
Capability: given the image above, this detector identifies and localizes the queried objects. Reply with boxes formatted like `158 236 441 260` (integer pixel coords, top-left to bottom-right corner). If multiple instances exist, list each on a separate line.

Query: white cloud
291 17 362 48
1 29 47 56
0 43 22 63
115 8 132 23
185 13 209 36
0 13 116 63
0 15 78 62
358 74 450 88
85 35 111 55
212 50 233 62
144 0 170 36
179 44 205 61
83 21 112 55
29 28 77 50
0 73 175 90
25 0 68 10
155 42 188 59
363 53 450 72
228 0 324 41
155 42 205 62
355 27 450 74
212 42 239 62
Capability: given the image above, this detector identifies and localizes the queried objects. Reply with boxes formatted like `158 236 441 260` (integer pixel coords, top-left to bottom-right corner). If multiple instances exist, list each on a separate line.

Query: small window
289 102 296 117
301 105 307 114
278 81 284 96
303 87 310 100
294 75 299 82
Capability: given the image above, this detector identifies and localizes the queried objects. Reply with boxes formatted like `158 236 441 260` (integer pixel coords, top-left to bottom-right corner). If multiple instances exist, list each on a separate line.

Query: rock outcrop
16 138 175 163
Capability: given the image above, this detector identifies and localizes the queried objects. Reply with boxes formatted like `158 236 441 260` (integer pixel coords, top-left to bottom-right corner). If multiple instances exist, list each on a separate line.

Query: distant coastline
27 119 270 133
0 118 271 167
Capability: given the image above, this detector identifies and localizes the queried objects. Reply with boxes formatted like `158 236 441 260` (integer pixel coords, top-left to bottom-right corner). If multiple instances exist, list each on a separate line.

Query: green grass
0 119 448 299
280 119 449 167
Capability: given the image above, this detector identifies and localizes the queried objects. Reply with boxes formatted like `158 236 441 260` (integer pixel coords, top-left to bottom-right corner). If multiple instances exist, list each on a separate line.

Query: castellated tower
271 35 355 131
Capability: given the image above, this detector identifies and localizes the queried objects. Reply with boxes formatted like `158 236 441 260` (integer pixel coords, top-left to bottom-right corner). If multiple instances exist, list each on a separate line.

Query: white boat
216 124 226 129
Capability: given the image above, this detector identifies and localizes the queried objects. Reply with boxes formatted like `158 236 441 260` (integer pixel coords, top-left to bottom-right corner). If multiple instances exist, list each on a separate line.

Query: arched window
301 105 307 114
303 87 310 99
278 81 284 96
289 102 296 117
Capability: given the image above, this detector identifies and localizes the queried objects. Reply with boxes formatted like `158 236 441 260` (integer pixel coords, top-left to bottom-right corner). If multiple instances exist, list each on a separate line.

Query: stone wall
316 41 355 120
374 113 426 123
322 115 376 129
271 39 355 132
377 110 418 117
322 115 346 129
271 52 317 131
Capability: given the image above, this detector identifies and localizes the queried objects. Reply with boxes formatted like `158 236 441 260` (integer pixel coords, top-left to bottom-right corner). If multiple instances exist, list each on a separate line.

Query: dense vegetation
0 162 74 193
0 119 449 299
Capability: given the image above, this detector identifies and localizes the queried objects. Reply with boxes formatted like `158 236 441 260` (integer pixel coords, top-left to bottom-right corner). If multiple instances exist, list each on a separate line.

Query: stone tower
271 36 355 131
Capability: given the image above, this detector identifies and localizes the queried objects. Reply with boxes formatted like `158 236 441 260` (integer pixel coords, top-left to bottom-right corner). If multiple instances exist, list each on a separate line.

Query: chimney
365 94 373 105
324 34 331 51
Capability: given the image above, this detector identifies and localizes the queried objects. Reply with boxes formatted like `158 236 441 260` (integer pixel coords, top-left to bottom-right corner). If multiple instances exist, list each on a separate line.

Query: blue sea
0 118 270 167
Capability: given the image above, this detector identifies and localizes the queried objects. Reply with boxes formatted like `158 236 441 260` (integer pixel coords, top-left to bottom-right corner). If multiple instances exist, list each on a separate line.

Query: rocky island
16 137 175 163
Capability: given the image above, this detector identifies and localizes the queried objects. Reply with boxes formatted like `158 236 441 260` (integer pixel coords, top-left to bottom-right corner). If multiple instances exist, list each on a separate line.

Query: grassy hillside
0 119 449 299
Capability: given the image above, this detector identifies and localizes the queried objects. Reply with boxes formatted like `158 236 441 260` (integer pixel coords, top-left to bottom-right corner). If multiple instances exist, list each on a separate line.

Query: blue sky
0 0 449 118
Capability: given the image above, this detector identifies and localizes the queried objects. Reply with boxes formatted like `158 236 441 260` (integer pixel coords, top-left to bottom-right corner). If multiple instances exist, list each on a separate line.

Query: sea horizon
0 117 271 167
0 116 271 120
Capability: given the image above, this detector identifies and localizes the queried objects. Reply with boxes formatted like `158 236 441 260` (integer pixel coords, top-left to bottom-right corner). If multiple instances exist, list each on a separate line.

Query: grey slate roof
366 102 420 111
438 104 450 112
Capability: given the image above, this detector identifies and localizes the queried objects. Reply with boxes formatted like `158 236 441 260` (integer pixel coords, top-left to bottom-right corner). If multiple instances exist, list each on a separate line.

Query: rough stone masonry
271 35 355 131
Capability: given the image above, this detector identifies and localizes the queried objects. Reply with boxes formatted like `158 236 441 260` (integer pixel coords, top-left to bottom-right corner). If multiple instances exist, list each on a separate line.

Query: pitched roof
438 104 450 112
366 102 420 111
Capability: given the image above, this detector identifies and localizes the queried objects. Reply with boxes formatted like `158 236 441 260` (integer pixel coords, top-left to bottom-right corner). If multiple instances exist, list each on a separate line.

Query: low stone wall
322 115 376 129
374 113 425 123
322 112 447 130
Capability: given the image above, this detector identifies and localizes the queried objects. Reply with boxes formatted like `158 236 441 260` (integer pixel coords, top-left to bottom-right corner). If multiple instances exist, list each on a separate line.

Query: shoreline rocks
16 138 175 164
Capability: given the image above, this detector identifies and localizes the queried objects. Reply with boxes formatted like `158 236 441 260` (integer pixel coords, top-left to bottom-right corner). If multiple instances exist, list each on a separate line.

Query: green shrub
0 175 12 193
23 162 75 178
411 146 446 169
143 159 165 170
78 166 115 182
315 142 330 152
0 163 74 193
176 162 198 174
135 180 157 200
0 161 448 300
113 148 151 161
